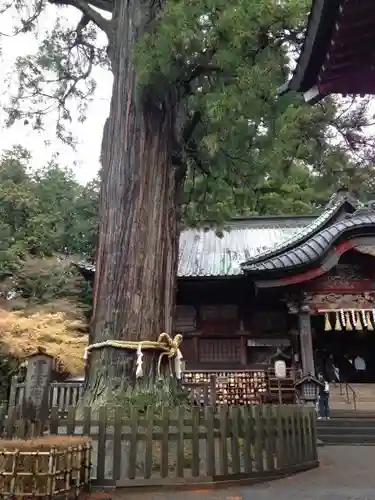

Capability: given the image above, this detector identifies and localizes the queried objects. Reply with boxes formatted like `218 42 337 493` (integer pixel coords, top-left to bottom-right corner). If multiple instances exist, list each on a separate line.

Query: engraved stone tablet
23 353 54 421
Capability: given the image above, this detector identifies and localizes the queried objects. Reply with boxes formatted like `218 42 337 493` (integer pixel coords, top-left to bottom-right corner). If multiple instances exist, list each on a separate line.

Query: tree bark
85 0 180 400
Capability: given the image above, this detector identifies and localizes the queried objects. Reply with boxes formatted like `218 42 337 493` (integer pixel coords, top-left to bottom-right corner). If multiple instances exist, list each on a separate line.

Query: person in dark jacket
317 373 330 420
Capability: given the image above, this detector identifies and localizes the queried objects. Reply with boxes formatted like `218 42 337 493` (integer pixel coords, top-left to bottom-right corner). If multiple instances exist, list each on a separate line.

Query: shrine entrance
302 261 375 383
312 312 375 383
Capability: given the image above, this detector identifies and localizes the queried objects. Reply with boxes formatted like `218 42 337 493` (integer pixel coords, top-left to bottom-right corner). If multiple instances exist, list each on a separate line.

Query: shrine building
78 189 375 405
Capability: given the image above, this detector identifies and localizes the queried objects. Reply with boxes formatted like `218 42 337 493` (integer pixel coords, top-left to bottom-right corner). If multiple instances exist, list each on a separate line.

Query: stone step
316 410 375 445
317 419 375 428
329 410 375 419
331 384 375 400
318 434 375 445
329 401 375 411
318 426 375 435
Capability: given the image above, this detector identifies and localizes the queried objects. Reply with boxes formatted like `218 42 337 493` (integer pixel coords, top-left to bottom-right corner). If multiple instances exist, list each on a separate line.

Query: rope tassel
334 311 341 331
135 345 143 378
355 311 362 331
84 333 184 378
345 311 353 331
370 310 375 331
174 350 183 380
367 311 374 331
362 310 368 329
340 309 345 330
353 310 361 331
324 312 332 331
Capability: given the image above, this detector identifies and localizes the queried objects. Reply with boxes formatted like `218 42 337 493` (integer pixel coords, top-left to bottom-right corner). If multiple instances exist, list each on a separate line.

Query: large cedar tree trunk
85 1 181 400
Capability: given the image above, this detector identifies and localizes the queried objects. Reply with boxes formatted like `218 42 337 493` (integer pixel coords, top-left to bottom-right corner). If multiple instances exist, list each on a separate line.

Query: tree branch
186 144 210 176
49 0 113 35
183 111 202 144
50 0 114 11
86 0 113 12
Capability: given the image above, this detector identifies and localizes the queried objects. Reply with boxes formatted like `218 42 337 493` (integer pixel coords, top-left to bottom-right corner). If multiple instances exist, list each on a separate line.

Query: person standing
318 373 330 420
354 355 366 382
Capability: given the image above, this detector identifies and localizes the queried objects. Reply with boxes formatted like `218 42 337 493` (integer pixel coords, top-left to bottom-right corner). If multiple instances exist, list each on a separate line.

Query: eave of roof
240 190 359 269
279 0 375 102
76 215 314 279
75 191 362 279
242 213 375 274
278 0 343 100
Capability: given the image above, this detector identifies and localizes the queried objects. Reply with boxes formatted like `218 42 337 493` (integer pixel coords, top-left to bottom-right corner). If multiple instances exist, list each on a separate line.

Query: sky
0 4 111 185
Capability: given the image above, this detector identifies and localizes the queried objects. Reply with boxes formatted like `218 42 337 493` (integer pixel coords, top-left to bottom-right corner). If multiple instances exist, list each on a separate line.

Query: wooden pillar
298 304 315 376
240 336 247 365
193 336 199 361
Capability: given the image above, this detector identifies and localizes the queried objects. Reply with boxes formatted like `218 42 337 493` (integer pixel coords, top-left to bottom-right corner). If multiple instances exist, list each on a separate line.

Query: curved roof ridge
240 191 359 268
242 211 375 273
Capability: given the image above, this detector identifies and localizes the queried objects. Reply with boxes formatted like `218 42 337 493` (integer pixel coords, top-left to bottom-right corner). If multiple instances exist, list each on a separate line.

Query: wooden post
8 375 18 408
240 336 247 365
298 305 315 376
22 351 54 422
210 374 217 406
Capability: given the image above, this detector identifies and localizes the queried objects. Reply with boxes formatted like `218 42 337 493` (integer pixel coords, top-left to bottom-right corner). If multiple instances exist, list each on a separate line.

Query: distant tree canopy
0 146 99 275
0 146 97 310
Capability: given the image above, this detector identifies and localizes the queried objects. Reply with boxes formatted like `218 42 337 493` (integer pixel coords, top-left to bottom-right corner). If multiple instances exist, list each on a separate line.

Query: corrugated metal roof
76 216 313 279
178 191 360 277
178 217 312 277
77 190 363 279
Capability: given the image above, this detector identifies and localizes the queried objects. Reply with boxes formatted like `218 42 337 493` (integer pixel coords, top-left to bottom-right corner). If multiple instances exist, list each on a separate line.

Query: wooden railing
8 378 84 414
7 368 304 412
344 382 357 411
0 404 318 489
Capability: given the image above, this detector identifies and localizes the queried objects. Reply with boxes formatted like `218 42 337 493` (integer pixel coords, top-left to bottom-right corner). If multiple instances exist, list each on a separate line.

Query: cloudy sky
0 4 111 185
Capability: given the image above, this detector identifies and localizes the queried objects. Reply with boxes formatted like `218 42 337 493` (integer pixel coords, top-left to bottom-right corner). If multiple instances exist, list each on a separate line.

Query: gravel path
114 446 375 500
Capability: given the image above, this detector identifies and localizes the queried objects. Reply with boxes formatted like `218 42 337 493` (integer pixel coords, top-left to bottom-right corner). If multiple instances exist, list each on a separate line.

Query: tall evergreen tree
3 0 375 400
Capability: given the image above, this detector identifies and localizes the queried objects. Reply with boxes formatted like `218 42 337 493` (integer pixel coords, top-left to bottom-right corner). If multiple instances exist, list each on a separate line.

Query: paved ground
115 447 375 500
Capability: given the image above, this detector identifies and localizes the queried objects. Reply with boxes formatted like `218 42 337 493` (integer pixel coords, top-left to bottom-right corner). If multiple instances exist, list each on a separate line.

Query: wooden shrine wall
176 280 291 369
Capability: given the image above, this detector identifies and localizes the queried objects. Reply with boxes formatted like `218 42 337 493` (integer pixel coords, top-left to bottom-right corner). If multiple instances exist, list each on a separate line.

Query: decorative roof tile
240 190 358 269
242 213 375 273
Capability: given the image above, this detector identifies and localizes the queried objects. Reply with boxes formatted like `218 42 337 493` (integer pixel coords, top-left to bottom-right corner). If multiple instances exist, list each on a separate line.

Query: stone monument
22 349 54 422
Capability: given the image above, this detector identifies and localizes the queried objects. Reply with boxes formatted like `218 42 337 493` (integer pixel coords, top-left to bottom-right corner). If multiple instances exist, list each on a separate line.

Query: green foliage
3 0 375 227
14 257 85 303
0 146 98 276
133 0 375 224
0 146 97 307
89 376 190 416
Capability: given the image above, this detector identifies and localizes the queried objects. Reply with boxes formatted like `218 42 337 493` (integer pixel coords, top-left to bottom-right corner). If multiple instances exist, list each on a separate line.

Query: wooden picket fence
0 404 318 489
